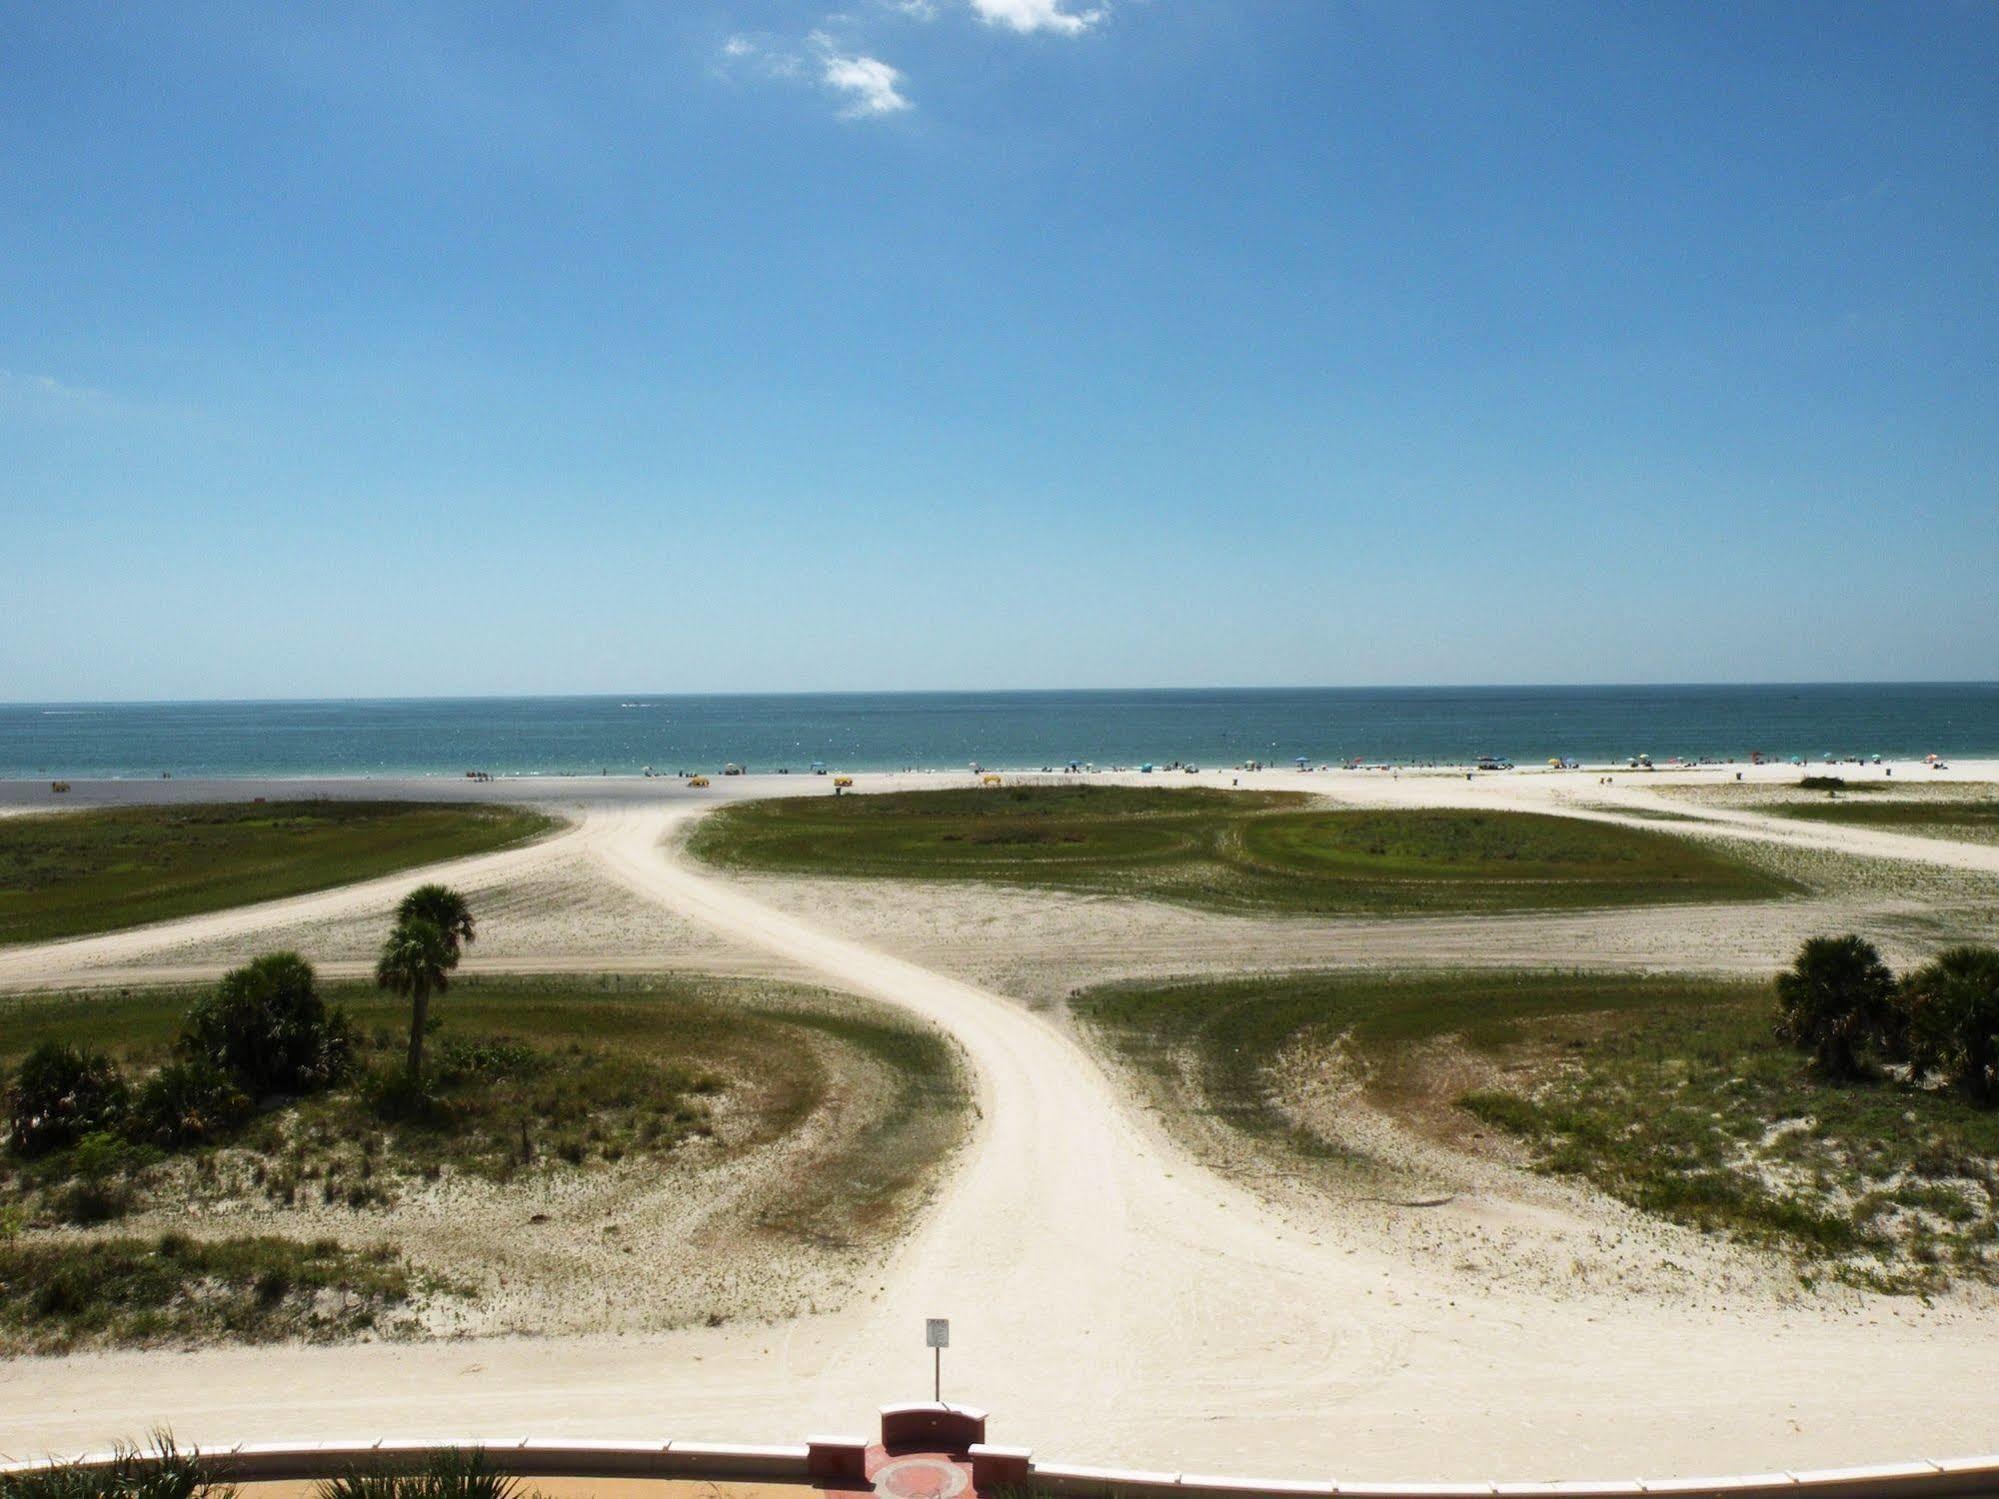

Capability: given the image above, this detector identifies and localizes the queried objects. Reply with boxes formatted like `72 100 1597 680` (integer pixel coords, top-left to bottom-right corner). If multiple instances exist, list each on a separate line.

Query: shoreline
5 755 1998 810
14 757 1999 781
8 753 1999 780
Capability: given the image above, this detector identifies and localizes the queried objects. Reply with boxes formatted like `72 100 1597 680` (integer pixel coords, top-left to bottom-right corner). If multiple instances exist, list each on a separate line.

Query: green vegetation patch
1661 780 1999 847
747 1002 968 1243
1230 808 1788 911
0 972 965 1348
0 1231 429 1353
694 784 1256 877
1 974 964 1246
693 785 1793 914
1764 799 1999 843
1076 970 1999 1291
0 802 557 945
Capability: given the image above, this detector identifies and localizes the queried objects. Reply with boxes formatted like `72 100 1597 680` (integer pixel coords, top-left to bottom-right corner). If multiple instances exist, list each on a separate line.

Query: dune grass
1763 799 1999 843
0 975 966 1346
0 1232 431 1353
1076 971 1735 1161
691 784 1796 913
1 975 963 1226
1076 970 1999 1290
0 801 557 945
1664 779 1999 846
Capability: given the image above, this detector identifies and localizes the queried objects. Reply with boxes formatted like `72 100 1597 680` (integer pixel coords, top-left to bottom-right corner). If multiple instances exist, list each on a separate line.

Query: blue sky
2 1 1995 700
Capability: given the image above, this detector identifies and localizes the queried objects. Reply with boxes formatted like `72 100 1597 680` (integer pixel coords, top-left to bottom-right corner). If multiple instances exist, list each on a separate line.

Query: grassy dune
0 975 966 1349
0 1233 432 1352
1077 971 1999 1291
691 784 1796 913
1663 779 1999 847
1766 799 1999 844
0 975 965 1229
0 801 557 945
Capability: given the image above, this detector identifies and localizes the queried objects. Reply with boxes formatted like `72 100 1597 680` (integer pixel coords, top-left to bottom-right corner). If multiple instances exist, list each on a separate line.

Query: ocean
3 685 1997 780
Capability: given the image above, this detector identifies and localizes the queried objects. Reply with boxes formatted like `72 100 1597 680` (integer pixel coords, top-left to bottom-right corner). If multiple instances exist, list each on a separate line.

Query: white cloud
720 30 909 118
0 370 111 412
968 0 1103 35
719 0 1119 121
820 49 911 116
726 0 1110 123
0 369 203 428
716 32 804 81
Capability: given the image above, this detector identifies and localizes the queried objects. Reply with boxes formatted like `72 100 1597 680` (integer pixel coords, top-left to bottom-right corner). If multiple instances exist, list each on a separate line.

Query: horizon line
7 680 1999 711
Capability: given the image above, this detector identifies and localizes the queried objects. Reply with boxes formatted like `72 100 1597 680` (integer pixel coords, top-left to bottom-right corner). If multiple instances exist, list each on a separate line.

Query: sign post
925 1318 949 1402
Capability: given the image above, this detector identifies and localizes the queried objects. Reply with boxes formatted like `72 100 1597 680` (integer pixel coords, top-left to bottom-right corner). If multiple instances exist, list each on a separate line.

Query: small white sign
925 1317 950 1348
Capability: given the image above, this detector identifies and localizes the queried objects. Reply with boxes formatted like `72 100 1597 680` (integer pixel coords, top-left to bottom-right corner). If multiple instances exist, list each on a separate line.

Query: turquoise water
3 686 1996 780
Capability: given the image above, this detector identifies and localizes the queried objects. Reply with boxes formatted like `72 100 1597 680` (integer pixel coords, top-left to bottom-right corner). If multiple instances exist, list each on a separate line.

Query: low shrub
433 1036 541 1084
47 1132 157 1224
6 1042 130 1158
0 1233 423 1351
129 1061 252 1149
178 952 354 1098
361 1066 443 1124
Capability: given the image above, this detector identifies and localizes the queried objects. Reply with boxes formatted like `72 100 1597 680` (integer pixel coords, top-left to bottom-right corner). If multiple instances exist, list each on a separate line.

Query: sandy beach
4 764 1999 1480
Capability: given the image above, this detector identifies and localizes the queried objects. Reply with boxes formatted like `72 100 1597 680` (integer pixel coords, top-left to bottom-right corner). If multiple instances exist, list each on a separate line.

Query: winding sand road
6 773 1999 1479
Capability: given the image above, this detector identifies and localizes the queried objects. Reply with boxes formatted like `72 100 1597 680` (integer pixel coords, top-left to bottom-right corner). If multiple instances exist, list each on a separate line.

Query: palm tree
376 916 455 1087
396 884 476 961
1773 934 1897 1081
1899 945 1999 1104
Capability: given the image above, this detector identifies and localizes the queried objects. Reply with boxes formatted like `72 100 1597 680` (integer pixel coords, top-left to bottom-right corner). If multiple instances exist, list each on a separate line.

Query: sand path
6 776 1999 1478
0 813 600 991
11 765 1997 998
1302 766 1999 875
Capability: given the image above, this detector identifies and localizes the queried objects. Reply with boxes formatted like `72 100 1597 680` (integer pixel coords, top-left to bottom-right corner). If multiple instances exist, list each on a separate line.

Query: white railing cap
1789 1464 1946 1485
1639 1475 1798 1495
666 1441 812 1459
1178 1475 1335 1497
